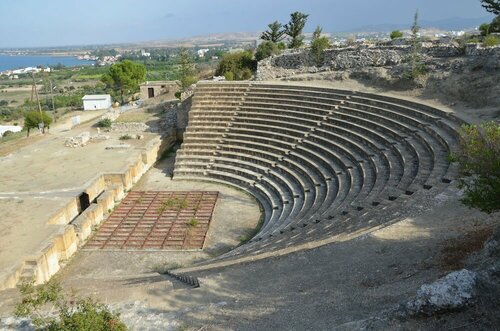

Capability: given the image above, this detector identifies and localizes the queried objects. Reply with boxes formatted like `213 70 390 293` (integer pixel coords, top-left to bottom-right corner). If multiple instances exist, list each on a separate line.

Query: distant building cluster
77 54 99 61
0 66 51 77
96 55 121 66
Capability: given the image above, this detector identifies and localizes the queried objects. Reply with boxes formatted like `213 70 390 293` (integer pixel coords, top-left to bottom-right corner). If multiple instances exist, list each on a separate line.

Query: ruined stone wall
256 44 500 81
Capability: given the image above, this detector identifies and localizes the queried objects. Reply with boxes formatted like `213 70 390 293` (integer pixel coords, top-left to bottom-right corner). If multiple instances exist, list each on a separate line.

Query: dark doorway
148 87 155 98
78 192 91 213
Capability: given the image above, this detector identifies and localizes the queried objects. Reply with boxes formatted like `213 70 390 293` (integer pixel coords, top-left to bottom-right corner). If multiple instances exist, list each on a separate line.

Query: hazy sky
0 0 493 48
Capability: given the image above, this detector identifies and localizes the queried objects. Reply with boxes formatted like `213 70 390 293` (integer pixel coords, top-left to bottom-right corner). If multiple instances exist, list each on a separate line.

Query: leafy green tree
177 47 197 91
15 280 127 330
284 12 309 49
479 23 491 36
481 0 500 15
255 41 280 61
215 51 256 81
390 30 404 39
451 122 500 213
261 21 286 43
310 26 331 66
24 111 52 137
101 60 146 104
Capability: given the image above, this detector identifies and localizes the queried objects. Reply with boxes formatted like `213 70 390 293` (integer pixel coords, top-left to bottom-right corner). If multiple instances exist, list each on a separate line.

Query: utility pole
31 72 44 133
50 79 56 122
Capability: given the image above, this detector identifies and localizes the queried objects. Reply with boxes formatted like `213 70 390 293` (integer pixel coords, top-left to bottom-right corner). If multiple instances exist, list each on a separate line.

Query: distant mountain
350 16 493 32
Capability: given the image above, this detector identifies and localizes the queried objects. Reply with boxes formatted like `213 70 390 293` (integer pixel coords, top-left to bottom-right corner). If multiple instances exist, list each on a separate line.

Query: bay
0 54 94 72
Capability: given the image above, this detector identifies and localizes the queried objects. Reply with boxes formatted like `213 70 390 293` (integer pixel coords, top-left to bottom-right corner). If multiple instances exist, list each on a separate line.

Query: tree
284 12 309 49
310 26 331 66
24 111 52 137
255 41 280 61
404 10 426 80
390 30 404 39
479 23 491 36
261 21 286 43
481 0 500 15
177 48 197 91
215 51 256 81
101 60 146 104
451 122 500 213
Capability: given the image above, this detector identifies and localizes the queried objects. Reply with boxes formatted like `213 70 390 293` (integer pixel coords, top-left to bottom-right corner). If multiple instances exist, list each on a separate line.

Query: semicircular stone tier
173 82 465 265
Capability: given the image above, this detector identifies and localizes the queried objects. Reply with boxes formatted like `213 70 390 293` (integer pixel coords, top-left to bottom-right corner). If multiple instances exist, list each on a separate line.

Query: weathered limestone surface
256 44 500 81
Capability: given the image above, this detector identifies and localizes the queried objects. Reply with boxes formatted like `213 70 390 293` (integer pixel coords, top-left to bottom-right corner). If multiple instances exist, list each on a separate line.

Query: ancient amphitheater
174 82 462 265
1 80 498 330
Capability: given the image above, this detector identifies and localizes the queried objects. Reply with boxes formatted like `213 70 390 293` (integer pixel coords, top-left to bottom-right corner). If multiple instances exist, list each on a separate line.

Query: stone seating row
173 82 463 262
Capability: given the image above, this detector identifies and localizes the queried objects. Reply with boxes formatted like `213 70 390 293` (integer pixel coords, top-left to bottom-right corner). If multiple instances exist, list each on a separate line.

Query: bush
119 134 133 140
452 122 500 213
277 42 287 50
215 51 256 81
15 281 127 331
97 118 112 128
390 30 404 39
2 130 14 137
255 41 280 61
174 91 182 99
483 34 499 47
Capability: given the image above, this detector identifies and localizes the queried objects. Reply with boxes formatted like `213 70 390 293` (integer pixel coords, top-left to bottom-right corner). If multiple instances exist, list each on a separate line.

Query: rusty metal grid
85 191 218 250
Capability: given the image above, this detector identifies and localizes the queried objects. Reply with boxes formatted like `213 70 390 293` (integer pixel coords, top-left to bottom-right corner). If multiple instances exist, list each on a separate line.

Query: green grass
115 112 150 123
187 218 199 228
157 198 189 214
0 130 25 144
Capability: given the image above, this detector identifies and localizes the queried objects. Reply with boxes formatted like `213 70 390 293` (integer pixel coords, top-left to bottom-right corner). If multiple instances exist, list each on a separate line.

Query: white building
0 125 22 137
82 95 112 111
197 48 210 58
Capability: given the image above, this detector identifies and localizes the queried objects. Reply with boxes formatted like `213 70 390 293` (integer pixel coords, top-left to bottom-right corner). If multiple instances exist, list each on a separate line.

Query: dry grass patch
115 111 150 123
439 227 494 272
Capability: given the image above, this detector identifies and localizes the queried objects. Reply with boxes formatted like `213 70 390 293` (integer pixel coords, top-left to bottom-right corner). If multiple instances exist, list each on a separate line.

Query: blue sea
0 54 94 72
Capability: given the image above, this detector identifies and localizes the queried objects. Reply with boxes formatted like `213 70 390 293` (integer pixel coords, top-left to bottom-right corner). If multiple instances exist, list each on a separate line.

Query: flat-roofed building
82 95 112 110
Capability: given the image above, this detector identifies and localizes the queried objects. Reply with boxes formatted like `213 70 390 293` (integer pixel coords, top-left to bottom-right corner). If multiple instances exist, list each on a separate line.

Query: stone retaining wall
0 137 165 290
256 44 500 81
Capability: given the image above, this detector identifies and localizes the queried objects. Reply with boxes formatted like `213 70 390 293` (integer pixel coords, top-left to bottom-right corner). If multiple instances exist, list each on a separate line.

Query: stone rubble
64 132 110 148
256 44 500 81
110 122 149 132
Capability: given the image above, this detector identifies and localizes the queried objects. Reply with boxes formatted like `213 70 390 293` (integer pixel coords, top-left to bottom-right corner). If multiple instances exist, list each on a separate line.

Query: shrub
224 71 234 81
119 134 133 140
483 34 499 47
174 91 182 99
15 281 127 331
97 118 112 128
255 41 280 61
215 51 256 81
2 130 13 137
453 122 500 213
390 30 404 39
